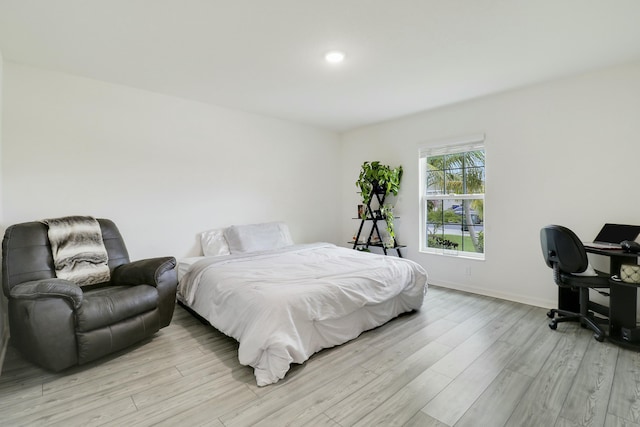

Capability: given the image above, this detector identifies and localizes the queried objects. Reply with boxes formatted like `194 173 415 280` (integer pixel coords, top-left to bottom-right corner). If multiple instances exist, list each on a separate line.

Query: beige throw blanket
42 216 111 286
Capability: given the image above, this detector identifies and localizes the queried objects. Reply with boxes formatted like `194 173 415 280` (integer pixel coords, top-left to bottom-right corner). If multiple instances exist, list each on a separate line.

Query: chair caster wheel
549 321 557 330
546 310 554 319
594 334 605 342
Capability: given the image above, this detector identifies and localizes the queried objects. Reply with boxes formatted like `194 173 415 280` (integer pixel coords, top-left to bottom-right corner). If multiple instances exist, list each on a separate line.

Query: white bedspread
177 243 427 386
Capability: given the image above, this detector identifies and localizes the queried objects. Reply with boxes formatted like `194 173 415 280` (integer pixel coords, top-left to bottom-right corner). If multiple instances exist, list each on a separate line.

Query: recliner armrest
111 257 177 287
10 279 83 309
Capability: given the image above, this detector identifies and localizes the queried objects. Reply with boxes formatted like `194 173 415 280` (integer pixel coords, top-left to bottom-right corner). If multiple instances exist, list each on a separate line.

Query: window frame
419 134 486 259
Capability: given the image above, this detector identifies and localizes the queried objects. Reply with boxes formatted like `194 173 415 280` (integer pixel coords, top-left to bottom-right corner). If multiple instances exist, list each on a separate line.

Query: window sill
420 248 485 261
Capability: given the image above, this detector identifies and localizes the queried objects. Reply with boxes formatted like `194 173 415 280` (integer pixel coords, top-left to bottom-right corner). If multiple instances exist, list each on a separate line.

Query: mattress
177 243 427 386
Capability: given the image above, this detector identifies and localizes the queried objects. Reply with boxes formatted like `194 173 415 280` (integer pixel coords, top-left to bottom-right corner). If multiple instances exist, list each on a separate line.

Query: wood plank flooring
1 285 639 426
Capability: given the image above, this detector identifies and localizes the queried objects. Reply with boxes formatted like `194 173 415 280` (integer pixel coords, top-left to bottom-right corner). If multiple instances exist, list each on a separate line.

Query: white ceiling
1 0 640 132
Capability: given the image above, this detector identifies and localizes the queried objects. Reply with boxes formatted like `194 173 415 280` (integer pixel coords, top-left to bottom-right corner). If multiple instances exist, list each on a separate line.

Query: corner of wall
0 49 9 374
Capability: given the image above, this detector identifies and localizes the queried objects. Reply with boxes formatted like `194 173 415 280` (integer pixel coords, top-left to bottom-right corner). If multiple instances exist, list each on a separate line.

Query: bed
177 222 428 386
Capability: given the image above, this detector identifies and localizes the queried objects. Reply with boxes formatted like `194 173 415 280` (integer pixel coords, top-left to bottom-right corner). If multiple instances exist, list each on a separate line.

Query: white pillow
224 222 293 254
200 228 231 257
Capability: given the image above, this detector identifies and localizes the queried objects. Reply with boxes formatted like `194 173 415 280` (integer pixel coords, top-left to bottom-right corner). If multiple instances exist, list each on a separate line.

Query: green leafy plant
355 161 403 205
355 161 403 249
380 204 396 247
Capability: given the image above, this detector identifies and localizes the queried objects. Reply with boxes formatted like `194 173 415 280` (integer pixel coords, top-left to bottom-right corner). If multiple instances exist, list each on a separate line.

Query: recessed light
325 51 345 64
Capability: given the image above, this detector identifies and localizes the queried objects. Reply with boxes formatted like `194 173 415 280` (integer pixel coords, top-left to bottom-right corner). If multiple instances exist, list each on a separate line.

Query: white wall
0 49 8 372
341 60 640 308
2 63 342 259
4 59 640 311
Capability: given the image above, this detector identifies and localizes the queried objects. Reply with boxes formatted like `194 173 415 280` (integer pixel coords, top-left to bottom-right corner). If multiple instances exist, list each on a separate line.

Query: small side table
608 277 640 349
583 246 640 349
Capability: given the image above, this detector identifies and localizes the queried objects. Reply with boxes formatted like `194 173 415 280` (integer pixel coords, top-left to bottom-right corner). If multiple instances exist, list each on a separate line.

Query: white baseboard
428 279 555 310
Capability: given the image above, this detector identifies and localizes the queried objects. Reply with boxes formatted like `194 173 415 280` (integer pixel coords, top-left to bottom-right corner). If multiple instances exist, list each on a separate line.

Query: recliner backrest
540 224 589 274
2 218 131 296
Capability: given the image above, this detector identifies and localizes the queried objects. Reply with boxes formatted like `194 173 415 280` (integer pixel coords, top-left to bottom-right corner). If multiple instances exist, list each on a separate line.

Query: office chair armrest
9 279 84 309
111 256 177 288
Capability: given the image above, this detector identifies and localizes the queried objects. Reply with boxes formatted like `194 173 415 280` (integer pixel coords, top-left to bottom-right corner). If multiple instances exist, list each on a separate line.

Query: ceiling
1 1 640 132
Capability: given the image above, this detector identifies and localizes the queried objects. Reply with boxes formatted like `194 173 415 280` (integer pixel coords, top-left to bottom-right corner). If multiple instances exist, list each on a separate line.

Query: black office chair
540 225 610 342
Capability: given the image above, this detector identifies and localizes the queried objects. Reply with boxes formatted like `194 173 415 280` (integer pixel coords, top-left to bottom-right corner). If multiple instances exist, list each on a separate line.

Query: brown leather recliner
2 218 178 371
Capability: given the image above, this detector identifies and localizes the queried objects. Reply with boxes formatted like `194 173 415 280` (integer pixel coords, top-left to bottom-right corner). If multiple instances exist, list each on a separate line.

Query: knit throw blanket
42 216 111 286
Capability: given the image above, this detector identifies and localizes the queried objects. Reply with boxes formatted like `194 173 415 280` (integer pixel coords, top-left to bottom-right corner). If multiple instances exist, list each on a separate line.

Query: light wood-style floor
1 285 639 426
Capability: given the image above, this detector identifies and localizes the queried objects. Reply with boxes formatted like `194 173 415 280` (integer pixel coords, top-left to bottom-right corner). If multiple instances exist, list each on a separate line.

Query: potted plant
355 161 403 206
355 161 403 247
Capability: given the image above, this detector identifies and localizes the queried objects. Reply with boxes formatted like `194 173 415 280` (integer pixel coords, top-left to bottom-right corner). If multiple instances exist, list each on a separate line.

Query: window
419 135 485 259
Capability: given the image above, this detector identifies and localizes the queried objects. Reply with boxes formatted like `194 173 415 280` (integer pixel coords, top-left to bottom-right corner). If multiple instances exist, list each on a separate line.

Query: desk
585 247 640 349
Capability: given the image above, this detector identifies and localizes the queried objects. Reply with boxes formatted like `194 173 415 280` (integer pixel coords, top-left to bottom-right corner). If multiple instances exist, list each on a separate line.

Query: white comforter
177 243 427 386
